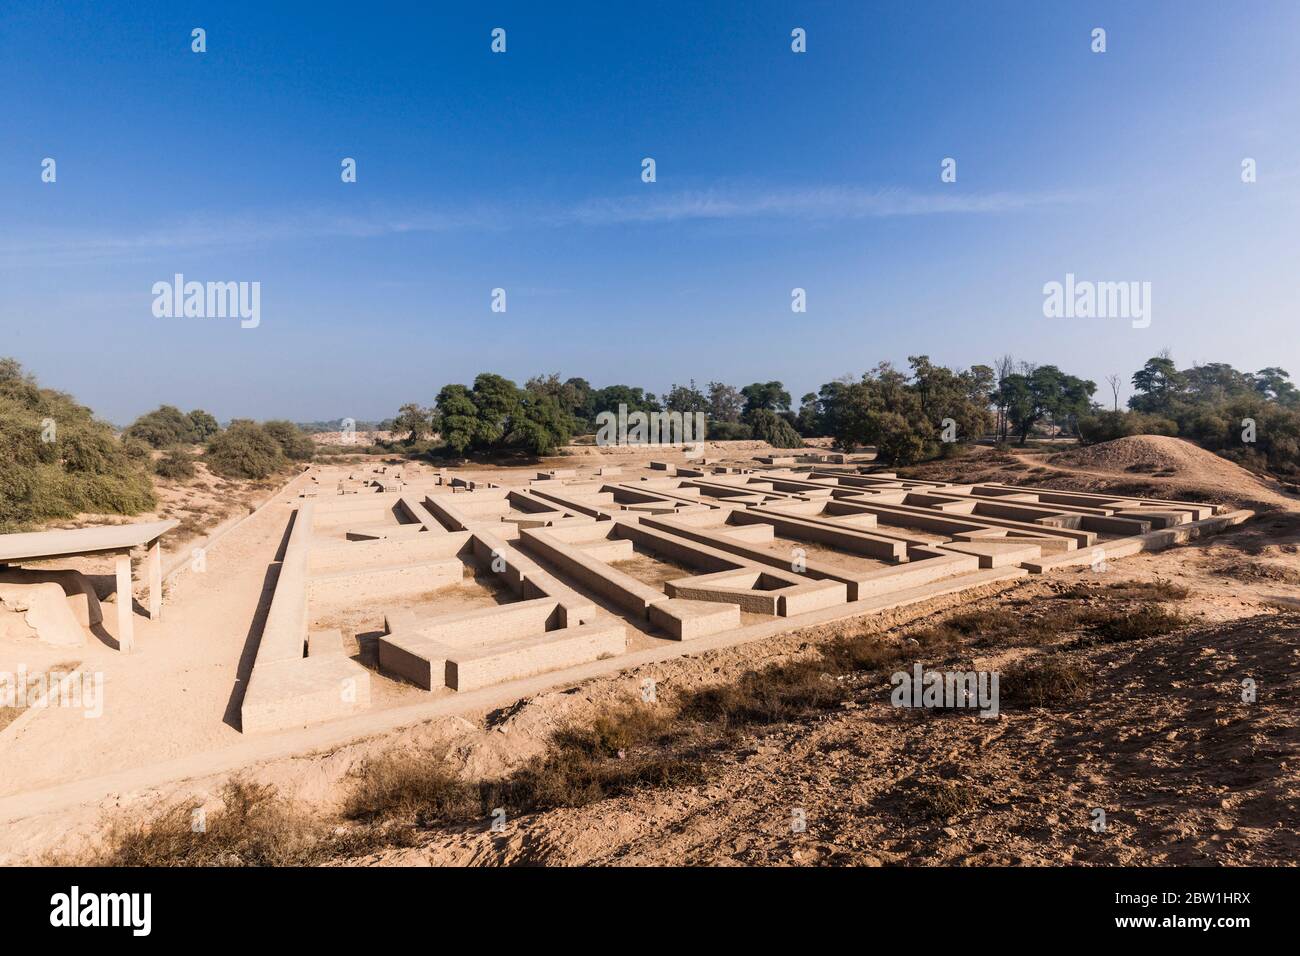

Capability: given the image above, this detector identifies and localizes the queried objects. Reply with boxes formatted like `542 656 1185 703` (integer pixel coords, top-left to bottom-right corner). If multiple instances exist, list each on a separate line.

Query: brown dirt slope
904 436 1296 513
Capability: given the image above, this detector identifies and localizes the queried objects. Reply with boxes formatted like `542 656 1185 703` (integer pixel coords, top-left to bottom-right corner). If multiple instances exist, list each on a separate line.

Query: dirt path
0 482 303 797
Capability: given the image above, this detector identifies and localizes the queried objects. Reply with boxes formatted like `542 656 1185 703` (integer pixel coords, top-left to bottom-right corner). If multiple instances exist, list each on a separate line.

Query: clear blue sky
2 0 1297 424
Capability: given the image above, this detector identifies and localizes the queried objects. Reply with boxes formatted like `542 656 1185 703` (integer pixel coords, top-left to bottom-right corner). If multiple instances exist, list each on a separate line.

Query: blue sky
2 1 1298 424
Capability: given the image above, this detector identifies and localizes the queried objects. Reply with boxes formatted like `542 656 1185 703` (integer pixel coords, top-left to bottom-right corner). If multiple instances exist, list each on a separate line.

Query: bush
204 421 286 479
0 357 155 530
1077 410 1178 444
126 405 222 448
744 409 803 448
706 420 752 441
262 420 316 461
154 447 196 480
125 405 194 448
187 409 220 442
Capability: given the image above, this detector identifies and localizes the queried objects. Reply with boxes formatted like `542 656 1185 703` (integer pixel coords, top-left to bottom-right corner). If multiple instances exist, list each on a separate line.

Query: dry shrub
899 777 979 822
345 702 704 827
1000 657 1091 708
1059 579 1190 602
86 779 328 867
1089 606 1188 643
343 751 479 827
678 659 847 725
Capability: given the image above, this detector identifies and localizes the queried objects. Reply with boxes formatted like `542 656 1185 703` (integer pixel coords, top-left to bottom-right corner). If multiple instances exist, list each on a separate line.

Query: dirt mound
1053 435 1236 478
1047 435 1294 509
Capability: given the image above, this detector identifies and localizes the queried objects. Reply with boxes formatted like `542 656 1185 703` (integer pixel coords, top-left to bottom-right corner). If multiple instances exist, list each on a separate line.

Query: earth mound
1050 435 1292 508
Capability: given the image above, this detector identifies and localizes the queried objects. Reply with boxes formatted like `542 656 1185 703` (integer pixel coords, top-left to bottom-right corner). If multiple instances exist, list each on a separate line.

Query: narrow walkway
0 488 302 797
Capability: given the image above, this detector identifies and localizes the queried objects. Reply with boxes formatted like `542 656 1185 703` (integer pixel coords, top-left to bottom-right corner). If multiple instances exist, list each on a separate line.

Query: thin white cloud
554 186 1077 226
0 186 1076 266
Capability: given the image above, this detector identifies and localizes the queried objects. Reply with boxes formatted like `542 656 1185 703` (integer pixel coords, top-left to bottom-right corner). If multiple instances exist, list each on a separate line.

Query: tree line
390 354 1300 473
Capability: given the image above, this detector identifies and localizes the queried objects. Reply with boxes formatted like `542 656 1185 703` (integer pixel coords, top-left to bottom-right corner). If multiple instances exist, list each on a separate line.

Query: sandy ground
0 436 1295 865
0 474 307 797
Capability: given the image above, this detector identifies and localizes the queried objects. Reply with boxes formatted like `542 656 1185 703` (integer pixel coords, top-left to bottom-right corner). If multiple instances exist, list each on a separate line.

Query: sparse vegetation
1088 606 1188 644
346 702 704 831
72 575 1205 864
678 660 845 725
1000 657 1091 708
85 780 330 867
1057 579 1189 602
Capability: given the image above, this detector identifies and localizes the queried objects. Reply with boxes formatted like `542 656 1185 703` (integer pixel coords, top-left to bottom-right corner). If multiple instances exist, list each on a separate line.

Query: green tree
706 381 744 424
1129 356 1186 415
741 381 792 415
392 403 433 443
795 392 819 436
510 390 574 455
434 384 480 455
663 380 708 414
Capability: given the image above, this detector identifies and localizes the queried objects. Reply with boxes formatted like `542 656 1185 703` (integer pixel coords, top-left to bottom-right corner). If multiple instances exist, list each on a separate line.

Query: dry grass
899 776 980 822
343 752 479 827
897 609 1025 649
678 659 847 725
1057 579 1190 602
80 780 333 867
1000 657 1092 708
344 702 705 830
1087 606 1188 643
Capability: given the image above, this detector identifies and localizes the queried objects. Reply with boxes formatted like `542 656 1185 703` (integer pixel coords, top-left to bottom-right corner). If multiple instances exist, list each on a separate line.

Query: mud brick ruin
238 459 1250 733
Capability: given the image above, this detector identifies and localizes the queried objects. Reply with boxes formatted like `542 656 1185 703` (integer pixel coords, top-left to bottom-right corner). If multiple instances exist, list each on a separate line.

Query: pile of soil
1046 436 1294 510
1053 436 1241 479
